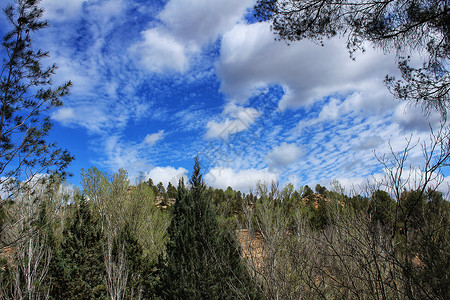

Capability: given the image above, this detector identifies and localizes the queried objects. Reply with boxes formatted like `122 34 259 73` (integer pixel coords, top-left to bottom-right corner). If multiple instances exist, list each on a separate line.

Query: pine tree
0 0 73 186
166 182 177 200
49 197 106 299
161 157 260 299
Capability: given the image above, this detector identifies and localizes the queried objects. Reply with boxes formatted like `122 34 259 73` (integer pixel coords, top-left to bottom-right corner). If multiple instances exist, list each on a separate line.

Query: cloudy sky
0 0 442 192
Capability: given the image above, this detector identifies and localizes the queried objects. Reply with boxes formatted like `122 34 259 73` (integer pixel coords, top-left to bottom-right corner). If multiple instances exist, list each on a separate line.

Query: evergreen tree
161 157 259 299
301 185 314 198
0 0 73 186
369 190 395 228
166 182 177 199
157 182 167 206
49 197 106 299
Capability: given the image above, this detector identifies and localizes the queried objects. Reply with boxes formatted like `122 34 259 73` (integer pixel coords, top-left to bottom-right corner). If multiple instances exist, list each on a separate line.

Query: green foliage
166 182 177 199
369 190 395 228
49 197 107 299
0 0 73 185
108 222 160 299
161 158 259 299
81 167 169 261
301 185 314 198
315 184 327 196
393 189 450 299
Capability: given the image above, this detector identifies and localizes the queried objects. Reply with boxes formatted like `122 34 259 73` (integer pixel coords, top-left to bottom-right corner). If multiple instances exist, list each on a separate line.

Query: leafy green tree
147 177 159 196
413 189 450 299
161 158 259 299
254 0 449 116
0 0 73 188
393 189 450 299
0 183 56 299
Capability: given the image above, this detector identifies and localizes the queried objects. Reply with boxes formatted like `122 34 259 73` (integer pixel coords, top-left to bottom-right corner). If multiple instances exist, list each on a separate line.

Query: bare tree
104 237 130 300
0 178 65 300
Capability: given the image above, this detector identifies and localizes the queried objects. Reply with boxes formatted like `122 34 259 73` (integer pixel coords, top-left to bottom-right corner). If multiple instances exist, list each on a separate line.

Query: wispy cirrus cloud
144 130 165 146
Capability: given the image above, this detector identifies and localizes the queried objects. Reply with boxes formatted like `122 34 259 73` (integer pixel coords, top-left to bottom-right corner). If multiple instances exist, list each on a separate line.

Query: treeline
0 160 449 299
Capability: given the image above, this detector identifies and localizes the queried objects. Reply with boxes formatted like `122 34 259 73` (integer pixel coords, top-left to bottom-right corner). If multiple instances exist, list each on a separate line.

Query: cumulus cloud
205 103 261 139
146 166 188 187
129 28 188 73
144 130 165 146
130 0 255 72
318 98 341 121
217 22 397 110
205 167 279 192
267 142 302 170
159 0 255 47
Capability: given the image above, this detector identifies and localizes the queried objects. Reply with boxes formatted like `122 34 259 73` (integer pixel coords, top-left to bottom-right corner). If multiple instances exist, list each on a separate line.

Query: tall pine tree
48 197 106 299
161 157 259 299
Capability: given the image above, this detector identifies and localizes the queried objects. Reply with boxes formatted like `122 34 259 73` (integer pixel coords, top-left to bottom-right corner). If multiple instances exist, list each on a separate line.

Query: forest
0 157 449 299
1 0 449 299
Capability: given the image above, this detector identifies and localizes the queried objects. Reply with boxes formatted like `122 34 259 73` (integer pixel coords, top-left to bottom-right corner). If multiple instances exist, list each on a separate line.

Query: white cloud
87 0 124 23
52 99 145 134
101 136 151 173
41 0 85 21
159 0 255 47
318 98 341 121
267 142 302 170
205 103 261 139
130 0 255 73
129 28 188 73
52 107 76 123
144 130 165 146
356 135 385 150
205 167 279 192
146 166 188 187
217 22 398 109
52 106 112 133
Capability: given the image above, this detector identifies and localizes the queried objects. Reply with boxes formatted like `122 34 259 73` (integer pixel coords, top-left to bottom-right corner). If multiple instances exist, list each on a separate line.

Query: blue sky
0 0 443 192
